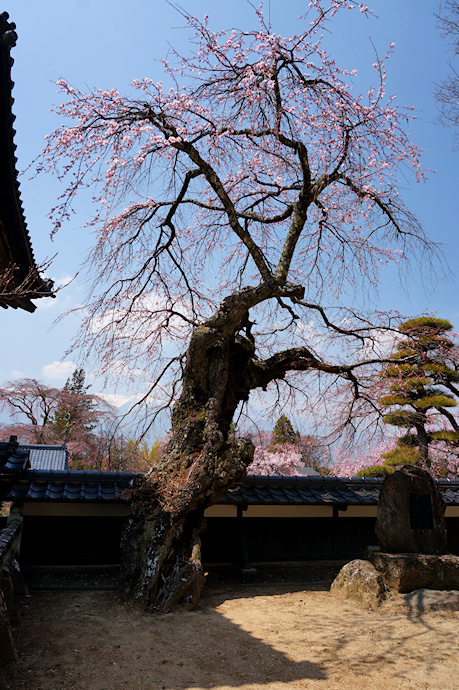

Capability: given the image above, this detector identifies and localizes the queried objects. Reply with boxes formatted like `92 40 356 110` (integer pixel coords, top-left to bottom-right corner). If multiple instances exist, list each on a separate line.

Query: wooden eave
0 12 53 312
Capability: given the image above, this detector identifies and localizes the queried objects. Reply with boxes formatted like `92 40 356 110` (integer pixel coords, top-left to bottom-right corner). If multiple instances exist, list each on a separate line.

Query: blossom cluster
35 2 433 425
247 443 306 476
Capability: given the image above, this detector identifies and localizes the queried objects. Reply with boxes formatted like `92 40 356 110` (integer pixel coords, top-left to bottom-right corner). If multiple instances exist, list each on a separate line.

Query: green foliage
381 445 419 466
355 465 393 478
106 437 163 472
380 394 412 407
432 430 459 442
415 394 456 410
228 422 238 439
50 368 97 444
379 317 459 467
383 410 419 428
356 438 419 478
271 415 300 446
398 316 454 334
389 376 431 392
397 433 418 446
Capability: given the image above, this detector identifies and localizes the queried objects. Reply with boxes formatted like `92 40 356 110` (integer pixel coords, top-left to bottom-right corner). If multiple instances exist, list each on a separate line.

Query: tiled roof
0 12 53 311
0 470 134 503
223 475 459 507
0 438 30 474
18 444 69 471
1 471 459 506
221 475 382 506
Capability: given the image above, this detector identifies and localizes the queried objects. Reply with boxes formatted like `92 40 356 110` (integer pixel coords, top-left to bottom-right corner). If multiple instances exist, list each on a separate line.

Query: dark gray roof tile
2 470 459 507
0 449 30 473
0 469 134 503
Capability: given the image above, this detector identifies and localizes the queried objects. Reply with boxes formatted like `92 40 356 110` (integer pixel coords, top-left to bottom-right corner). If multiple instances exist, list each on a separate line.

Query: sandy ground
1 579 459 690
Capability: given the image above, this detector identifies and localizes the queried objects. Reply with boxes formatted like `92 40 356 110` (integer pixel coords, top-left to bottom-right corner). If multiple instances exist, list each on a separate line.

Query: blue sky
1 0 457 431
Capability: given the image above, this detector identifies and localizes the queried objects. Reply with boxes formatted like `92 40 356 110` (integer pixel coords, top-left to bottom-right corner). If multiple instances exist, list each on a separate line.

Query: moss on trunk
119 282 308 611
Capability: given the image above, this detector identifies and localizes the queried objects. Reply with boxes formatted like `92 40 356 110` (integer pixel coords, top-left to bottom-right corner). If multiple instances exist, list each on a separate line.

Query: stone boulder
375 465 447 554
330 559 386 609
369 552 459 593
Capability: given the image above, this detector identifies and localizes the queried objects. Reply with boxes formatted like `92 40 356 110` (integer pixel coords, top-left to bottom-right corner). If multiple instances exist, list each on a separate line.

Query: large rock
330 559 386 609
375 465 447 554
369 552 459 593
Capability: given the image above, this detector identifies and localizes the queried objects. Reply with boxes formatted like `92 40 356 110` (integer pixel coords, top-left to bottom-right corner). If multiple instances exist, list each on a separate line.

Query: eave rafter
0 12 53 312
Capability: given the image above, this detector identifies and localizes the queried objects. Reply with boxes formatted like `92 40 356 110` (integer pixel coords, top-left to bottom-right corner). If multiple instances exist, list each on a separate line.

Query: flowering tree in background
246 415 328 475
329 439 394 477
429 440 459 477
248 415 305 475
247 443 305 476
0 372 115 465
0 373 161 471
0 378 62 444
40 2 440 610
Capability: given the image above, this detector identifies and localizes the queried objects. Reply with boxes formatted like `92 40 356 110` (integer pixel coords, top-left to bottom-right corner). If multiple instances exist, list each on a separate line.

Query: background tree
246 415 328 475
300 435 331 475
101 435 163 473
436 0 459 144
356 317 459 476
329 439 393 477
0 378 60 444
50 368 97 441
0 372 116 467
247 443 305 476
271 415 301 447
248 416 307 475
40 3 440 610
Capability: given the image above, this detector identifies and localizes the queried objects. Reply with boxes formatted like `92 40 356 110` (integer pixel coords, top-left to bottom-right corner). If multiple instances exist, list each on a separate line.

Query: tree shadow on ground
1 589 325 689
2 583 459 690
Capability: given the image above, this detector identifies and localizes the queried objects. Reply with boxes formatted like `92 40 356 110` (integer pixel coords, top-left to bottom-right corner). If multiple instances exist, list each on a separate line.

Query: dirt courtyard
2 578 459 690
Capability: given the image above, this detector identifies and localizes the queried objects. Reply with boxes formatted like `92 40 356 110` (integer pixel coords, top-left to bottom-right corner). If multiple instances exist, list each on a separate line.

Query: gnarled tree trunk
119 279 361 611
120 283 297 611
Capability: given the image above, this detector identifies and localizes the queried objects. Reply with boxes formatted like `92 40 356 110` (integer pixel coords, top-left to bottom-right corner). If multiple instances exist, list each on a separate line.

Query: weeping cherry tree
39 1 440 610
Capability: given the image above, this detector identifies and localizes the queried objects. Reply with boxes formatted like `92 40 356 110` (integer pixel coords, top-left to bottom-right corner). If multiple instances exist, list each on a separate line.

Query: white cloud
9 370 25 379
42 360 76 382
98 392 137 409
52 273 76 289
359 329 400 360
33 273 84 312
87 292 193 344
105 359 145 380
34 295 60 311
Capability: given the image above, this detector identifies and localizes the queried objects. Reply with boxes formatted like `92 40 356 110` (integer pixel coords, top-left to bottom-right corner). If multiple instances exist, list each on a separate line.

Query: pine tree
379 317 459 469
50 368 97 444
271 415 300 446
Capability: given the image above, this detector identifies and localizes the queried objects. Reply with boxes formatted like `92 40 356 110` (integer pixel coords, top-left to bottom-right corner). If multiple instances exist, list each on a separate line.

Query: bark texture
120 283 299 611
